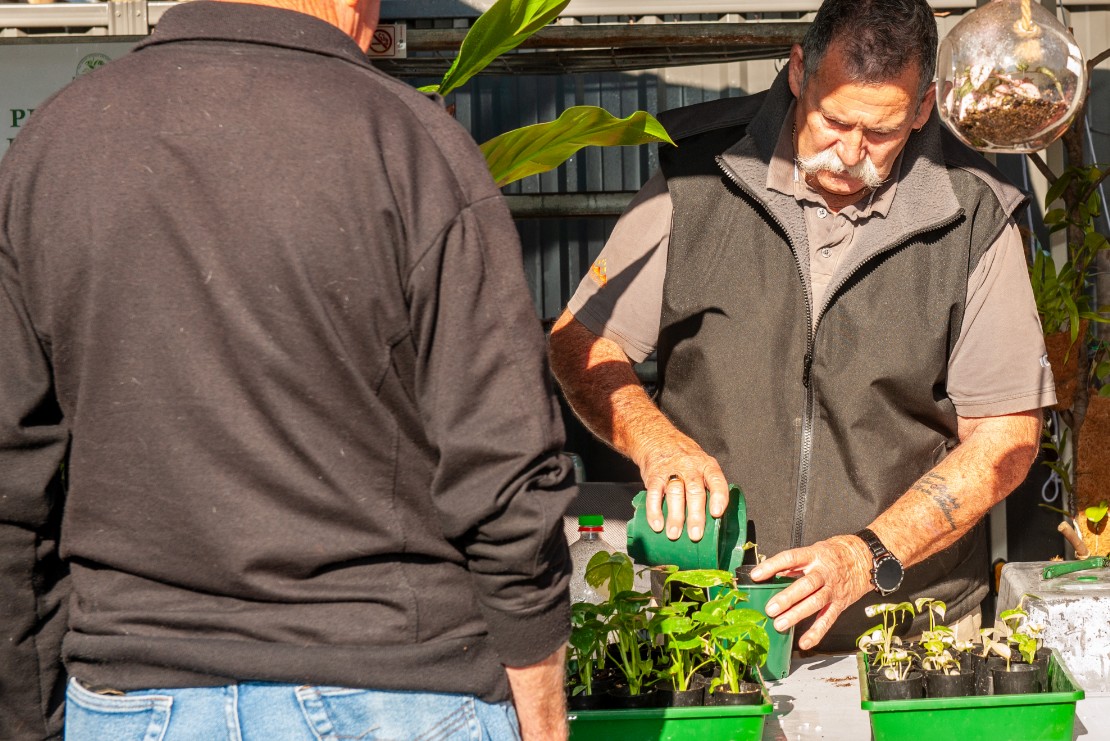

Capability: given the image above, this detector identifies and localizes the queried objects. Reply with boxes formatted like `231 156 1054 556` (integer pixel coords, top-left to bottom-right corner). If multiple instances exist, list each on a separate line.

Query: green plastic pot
733 570 796 681
626 484 747 573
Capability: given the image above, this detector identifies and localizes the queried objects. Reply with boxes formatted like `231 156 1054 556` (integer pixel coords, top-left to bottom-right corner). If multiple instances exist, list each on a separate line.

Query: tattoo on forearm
912 473 960 531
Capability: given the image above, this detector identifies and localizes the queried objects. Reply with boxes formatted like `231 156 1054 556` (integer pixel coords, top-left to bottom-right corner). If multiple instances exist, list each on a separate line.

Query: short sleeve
947 221 1056 416
565 171 671 363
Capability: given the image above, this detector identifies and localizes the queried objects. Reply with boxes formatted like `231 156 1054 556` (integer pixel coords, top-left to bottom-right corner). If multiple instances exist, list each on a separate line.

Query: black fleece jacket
0 4 574 738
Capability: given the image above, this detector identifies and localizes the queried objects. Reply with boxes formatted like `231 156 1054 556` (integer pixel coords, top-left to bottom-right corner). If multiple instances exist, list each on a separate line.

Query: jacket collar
715 67 1028 324
134 1 372 70
719 68 967 258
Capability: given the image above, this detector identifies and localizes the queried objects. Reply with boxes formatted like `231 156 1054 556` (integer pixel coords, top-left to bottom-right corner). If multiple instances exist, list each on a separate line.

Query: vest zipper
717 155 815 549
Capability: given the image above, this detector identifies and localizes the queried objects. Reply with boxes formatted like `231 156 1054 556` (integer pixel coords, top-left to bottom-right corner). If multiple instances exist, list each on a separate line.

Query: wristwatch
854 528 904 596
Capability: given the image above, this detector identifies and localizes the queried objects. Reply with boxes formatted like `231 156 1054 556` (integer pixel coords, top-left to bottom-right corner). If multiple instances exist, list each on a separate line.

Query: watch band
854 527 904 595
855 527 890 560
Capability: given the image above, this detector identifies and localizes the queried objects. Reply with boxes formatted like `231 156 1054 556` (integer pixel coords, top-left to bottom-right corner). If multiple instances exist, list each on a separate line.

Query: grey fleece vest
656 72 1027 649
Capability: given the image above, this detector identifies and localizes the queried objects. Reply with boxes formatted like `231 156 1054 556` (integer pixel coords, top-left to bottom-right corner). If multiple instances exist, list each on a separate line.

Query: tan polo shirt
566 109 1055 418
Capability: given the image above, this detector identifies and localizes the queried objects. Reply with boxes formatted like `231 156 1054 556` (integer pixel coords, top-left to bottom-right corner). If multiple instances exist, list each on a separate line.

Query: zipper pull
802 352 813 387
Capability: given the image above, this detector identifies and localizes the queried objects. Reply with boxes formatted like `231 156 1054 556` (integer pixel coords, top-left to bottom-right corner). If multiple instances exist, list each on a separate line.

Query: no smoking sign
367 24 407 58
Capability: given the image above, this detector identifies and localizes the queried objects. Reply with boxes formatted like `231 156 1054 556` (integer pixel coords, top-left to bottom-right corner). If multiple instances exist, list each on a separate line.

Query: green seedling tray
858 649 1084 741
568 675 772 741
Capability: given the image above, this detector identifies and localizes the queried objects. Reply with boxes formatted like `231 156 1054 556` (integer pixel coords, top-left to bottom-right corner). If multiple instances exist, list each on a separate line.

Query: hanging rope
1020 0 1034 33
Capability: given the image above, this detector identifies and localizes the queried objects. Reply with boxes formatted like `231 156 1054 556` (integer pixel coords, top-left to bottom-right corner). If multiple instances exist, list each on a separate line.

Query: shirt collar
134 1 372 70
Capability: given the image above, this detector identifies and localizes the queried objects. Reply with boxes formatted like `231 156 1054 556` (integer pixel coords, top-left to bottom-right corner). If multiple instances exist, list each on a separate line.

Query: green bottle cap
578 514 604 528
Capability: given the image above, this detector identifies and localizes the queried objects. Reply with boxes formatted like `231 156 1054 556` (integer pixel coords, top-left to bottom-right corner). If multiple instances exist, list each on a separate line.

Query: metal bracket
107 0 148 36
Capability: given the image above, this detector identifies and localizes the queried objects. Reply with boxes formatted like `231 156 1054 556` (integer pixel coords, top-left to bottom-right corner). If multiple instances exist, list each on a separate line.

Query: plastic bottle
568 515 614 604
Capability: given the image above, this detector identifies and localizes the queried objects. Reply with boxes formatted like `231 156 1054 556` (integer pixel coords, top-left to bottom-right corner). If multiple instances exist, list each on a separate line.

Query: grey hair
800 0 938 102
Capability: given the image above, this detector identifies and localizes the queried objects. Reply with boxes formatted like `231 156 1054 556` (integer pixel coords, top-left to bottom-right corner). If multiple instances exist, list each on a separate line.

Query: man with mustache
549 0 1053 651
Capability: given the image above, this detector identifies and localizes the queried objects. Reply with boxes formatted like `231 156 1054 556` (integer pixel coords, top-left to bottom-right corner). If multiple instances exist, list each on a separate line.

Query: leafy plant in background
419 0 674 187
1031 165 1110 357
1024 41 1110 556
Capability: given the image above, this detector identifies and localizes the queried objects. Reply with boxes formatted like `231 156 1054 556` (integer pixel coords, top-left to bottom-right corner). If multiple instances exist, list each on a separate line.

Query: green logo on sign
76 53 111 78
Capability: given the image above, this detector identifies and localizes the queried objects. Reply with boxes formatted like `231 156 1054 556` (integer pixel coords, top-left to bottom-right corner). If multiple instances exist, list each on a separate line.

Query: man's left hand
748 534 874 650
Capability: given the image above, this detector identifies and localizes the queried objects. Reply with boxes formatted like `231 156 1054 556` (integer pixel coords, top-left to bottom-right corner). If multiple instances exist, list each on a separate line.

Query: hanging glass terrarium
937 0 1087 153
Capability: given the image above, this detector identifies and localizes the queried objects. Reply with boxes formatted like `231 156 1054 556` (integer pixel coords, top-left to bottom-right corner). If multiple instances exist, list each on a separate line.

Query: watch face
875 556 904 592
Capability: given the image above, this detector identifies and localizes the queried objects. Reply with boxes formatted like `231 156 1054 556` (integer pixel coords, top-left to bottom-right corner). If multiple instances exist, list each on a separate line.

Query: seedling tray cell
859 649 1084 741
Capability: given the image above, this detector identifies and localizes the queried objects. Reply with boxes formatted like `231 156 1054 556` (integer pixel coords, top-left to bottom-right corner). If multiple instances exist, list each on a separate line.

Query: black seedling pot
870 671 925 701
704 681 763 706
992 663 1041 695
925 669 975 698
566 691 605 711
605 685 659 708
656 674 709 708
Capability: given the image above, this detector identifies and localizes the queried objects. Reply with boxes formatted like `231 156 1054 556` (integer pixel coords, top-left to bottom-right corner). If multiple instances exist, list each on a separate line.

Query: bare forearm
548 311 730 536
872 410 1042 567
548 311 673 467
505 644 568 741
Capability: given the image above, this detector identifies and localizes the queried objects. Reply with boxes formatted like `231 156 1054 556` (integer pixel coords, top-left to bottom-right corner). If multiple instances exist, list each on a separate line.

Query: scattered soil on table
823 675 856 688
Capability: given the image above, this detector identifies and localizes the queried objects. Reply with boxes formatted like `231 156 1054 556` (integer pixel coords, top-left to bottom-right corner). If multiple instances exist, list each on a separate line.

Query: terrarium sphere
936 0 1087 153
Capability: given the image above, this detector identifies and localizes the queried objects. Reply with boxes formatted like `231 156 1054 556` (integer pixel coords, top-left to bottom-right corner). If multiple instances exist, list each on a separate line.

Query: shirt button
821 247 832 258
816 207 828 218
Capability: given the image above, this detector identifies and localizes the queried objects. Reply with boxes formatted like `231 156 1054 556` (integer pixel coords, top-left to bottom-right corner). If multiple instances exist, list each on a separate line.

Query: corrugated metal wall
398 5 1110 320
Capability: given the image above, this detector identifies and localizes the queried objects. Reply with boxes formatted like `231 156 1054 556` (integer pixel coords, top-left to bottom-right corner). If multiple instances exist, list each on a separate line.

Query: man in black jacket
0 1 574 739
550 0 1050 651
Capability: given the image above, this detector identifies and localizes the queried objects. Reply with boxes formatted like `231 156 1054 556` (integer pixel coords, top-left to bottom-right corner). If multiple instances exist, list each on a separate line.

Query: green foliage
567 601 607 696
1033 164 1110 339
998 603 1044 669
420 0 571 97
481 107 673 187
860 602 917 676
742 540 765 564
914 597 947 633
417 0 673 186
1086 499 1109 525
604 589 656 695
920 645 960 675
585 549 634 598
1095 347 1110 397
566 555 769 699
654 568 732 691
695 591 769 694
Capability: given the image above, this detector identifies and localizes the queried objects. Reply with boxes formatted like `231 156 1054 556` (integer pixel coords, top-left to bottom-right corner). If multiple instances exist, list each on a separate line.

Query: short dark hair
800 0 938 102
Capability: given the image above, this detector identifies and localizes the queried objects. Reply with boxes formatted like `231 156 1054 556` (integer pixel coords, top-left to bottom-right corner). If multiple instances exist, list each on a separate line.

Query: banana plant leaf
420 0 571 97
480 106 675 187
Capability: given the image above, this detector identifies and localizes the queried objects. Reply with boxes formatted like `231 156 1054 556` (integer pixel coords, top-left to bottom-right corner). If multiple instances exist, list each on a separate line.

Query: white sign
367 23 407 58
1 41 137 153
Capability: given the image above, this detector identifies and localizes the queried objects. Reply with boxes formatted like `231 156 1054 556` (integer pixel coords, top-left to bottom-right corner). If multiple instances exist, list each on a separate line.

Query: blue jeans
65 678 521 741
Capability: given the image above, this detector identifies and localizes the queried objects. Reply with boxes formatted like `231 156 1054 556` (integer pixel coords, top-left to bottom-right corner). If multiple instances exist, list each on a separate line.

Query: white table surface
764 653 1110 740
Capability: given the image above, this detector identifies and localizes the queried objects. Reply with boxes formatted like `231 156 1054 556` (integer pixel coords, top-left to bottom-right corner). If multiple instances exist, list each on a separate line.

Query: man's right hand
548 311 730 544
635 430 730 542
